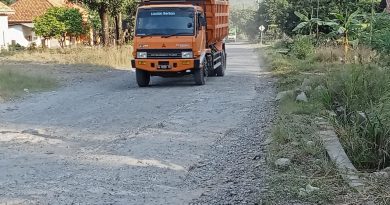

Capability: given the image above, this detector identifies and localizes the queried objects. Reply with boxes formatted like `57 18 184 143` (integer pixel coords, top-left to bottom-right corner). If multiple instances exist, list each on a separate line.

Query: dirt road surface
0 43 276 204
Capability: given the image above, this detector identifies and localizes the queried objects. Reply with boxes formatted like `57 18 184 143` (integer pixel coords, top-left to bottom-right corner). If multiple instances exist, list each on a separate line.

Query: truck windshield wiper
138 33 165 38
162 33 191 38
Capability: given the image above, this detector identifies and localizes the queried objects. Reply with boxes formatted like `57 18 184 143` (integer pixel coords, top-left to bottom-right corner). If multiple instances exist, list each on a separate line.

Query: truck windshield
136 8 195 36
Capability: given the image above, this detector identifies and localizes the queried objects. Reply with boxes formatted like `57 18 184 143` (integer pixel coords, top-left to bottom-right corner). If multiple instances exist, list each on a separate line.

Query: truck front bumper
131 59 200 72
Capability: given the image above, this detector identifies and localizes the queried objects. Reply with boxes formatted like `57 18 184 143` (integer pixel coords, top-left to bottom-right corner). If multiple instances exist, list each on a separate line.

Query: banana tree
328 10 366 61
292 11 322 35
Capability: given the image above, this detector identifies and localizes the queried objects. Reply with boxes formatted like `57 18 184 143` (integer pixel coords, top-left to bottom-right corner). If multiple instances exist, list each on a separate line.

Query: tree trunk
58 35 66 48
115 12 124 45
381 0 390 12
387 0 390 12
99 5 110 47
344 33 348 63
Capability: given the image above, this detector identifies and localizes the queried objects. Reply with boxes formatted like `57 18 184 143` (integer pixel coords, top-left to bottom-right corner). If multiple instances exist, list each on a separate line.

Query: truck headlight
181 51 193 59
137 52 147 59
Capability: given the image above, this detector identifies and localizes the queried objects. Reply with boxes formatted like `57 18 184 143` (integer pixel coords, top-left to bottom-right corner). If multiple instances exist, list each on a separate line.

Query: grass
259 43 390 204
0 69 56 100
2 46 133 69
324 66 390 170
266 43 390 170
261 93 352 204
259 47 353 204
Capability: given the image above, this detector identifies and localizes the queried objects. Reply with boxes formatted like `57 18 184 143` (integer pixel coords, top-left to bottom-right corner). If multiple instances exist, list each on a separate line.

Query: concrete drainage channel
315 117 365 191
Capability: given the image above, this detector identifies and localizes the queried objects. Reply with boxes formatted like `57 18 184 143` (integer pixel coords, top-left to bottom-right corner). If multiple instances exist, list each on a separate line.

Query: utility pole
316 0 319 39
370 0 374 45
259 25 265 46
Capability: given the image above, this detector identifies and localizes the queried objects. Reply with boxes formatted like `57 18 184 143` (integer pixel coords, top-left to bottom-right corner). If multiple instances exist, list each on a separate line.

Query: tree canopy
34 7 84 48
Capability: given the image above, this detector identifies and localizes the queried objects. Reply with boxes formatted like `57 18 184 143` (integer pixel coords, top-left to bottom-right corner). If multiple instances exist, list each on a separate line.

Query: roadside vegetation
0 69 56 100
2 46 132 68
261 44 390 204
230 0 390 204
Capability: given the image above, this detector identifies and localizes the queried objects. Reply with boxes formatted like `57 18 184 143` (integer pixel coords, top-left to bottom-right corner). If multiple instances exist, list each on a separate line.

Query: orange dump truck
131 0 229 86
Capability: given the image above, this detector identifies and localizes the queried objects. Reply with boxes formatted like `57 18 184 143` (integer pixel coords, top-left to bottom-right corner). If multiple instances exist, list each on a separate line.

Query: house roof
8 0 67 23
0 2 15 15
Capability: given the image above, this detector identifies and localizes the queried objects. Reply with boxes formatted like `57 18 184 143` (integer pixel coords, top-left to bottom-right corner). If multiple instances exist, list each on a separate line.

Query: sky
230 0 258 8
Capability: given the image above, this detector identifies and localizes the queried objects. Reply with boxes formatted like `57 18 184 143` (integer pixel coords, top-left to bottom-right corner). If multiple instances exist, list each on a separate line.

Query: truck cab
132 0 229 87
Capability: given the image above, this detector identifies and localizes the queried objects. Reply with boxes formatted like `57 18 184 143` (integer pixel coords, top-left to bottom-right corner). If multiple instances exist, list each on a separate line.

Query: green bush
365 13 390 64
9 43 25 51
372 29 390 53
290 35 314 60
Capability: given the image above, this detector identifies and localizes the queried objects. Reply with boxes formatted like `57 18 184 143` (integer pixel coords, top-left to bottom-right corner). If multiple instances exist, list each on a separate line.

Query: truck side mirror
200 15 206 27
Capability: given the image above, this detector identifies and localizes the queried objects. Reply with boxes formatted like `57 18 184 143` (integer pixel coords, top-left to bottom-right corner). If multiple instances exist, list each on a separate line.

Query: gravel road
0 43 276 204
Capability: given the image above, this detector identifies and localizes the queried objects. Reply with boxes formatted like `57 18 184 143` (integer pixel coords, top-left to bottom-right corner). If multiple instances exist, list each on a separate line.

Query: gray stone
262 138 272 146
326 110 337 117
364 201 377 205
301 78 311 87
336 106 346 115
373 171 389 178
314 159 323 165
382 167 390 173
296 92 308 102
355 111 367 124
298 188 307 197
306 141 315 146
302 85 312 92
305 184 320 193
291 141 300 146
276 90 294 101
298 184 320 197
275 158 291 170
315 85 326 91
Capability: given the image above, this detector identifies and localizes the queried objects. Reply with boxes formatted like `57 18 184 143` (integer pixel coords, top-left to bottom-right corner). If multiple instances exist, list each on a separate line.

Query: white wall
8 24 66 49
8 24 42 47
0 15 9 50
8 25 30 47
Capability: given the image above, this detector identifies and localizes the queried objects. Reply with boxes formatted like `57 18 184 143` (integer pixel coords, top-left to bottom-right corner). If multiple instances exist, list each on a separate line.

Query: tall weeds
322 66 390 169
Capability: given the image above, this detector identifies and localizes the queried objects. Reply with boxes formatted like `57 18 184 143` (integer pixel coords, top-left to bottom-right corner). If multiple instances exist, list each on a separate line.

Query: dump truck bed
203 0 229 45
140 0 229 46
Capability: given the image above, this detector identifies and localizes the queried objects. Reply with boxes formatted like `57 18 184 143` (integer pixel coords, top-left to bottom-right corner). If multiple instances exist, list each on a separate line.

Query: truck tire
208 67 215 77
216 51 226 77
207 55 215 77
194 61 206 85
136 69 150 87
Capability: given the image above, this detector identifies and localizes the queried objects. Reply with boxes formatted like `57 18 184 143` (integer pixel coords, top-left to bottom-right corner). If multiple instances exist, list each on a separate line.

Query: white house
7 0 89 48
7 0 67 48
0 2 14 50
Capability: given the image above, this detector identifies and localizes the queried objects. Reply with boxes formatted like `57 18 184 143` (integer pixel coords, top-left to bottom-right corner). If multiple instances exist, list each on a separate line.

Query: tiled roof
0 2 14 15
48 0 66 7
8 0 65 23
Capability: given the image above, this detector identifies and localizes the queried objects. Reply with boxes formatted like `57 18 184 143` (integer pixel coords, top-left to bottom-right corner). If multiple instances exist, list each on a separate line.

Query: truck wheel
136 69 150 87
207 55 215 77
216 51 226 77
194 61 206 85
208 67 215 77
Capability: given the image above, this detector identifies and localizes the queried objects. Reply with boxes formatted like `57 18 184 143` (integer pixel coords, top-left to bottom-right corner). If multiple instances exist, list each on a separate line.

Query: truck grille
139 49 191 59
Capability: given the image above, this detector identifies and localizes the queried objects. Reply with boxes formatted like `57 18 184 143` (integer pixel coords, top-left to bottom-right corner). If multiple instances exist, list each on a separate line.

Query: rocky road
0 43 276 204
